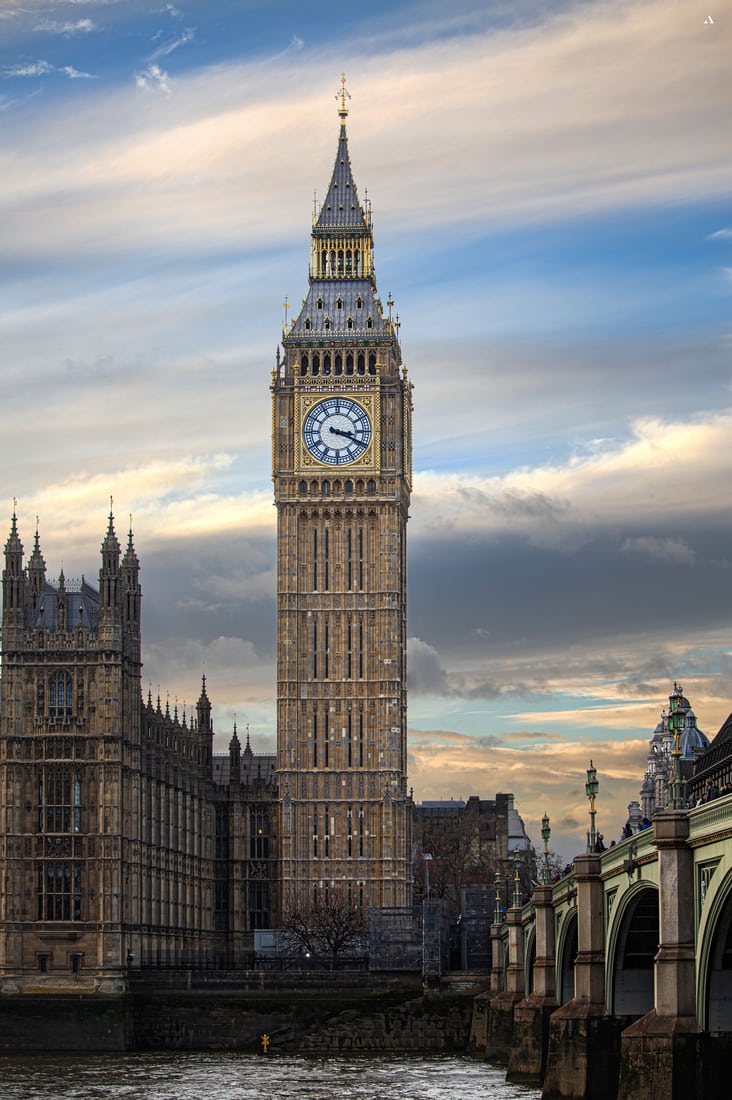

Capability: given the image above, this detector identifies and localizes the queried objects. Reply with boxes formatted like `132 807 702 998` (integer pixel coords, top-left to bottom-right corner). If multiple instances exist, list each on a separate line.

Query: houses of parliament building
0 84 415 991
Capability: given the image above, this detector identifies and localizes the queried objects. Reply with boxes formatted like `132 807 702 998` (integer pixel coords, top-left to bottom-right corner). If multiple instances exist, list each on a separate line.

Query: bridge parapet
688 789 732 843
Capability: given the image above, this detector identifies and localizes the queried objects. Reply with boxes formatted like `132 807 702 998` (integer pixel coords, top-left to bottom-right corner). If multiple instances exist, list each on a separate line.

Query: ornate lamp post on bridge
512 847 522 909
668 693 687 810
585 760 599 853
541 811 551 884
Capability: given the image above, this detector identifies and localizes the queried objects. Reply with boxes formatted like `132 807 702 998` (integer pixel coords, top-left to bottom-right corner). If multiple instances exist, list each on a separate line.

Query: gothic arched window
49 671 72 718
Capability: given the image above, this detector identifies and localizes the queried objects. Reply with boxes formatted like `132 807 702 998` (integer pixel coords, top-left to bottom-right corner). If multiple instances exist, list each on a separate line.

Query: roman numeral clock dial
302 397 372 466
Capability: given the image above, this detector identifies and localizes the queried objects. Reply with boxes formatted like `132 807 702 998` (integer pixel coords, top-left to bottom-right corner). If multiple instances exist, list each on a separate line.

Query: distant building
413 794 532 906
689 712 732 805
413 794 533 969
639 682 709 818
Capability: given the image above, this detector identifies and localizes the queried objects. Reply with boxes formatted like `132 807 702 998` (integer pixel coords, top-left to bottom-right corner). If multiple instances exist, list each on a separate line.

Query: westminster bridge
471 794 732 1099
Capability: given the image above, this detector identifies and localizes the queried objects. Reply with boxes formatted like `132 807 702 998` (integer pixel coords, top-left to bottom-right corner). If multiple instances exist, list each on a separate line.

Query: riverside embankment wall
0 972 483 1053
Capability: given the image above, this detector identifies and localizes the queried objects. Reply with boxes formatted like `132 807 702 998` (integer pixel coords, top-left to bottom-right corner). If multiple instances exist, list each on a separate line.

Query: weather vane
336 72 350 118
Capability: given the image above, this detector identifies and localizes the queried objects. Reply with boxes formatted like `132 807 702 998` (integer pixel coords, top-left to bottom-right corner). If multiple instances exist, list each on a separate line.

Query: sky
1 0 731 862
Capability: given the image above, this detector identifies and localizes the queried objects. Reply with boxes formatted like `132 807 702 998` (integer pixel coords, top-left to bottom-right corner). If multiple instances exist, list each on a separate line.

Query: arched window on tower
346 353 354 375
357 352 365 374
300 354 308 377
49 671 72 718
368 352 376 374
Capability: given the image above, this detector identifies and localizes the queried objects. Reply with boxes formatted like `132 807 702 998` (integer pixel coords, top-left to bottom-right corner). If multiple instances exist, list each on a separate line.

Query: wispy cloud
149 27 195 61
621 536 696 565
34 18 96 36
3 59 95 79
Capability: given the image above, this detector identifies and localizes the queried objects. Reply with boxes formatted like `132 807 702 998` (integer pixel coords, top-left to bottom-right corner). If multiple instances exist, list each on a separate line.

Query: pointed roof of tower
122 517 139 569
315 74 369 233
28 519 46 573
286 78 397 345
5 502 23 556
101 501 121 556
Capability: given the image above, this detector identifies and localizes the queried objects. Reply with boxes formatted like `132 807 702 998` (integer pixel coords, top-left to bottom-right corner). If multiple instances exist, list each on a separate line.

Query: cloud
621 536 696 565
34 19 96 35
412 408 732 548
149 28 195 62
407 637 451 694
3 59 95 79
135 64 172 94
0 0 729 262
708 228 732 240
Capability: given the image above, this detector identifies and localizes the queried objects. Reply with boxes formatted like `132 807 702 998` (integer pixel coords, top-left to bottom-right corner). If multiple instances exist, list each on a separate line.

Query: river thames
0 1052 542 1099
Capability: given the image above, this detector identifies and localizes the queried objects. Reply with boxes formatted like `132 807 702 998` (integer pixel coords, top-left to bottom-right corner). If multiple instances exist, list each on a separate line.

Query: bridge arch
607 882 659 1016
556 908 577 1005
698 867 732 1031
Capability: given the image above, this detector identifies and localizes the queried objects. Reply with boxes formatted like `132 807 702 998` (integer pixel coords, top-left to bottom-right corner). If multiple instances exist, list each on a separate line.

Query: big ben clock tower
272 78 413 913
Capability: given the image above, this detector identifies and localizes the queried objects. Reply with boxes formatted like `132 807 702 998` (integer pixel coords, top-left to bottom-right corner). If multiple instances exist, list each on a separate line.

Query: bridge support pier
469 919 503 1054
486 905 524 1064
617 810 702 1100
543 853 621 1100
508 883 556 1083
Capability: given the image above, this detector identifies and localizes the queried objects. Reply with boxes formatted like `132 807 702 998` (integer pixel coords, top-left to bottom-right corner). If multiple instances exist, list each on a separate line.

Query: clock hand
329 425 359 443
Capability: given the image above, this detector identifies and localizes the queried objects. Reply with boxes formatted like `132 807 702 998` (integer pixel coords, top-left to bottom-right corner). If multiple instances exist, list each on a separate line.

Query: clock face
303 397 372 466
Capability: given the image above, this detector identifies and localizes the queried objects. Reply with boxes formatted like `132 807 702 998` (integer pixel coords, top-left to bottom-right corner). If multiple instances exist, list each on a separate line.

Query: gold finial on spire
336 72 350 120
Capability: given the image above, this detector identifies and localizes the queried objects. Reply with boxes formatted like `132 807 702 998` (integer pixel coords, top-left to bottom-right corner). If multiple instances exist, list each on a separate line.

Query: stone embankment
0 973 481 1054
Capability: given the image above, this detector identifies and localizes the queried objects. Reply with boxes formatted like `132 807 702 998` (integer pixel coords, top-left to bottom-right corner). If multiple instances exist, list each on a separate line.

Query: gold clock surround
295 384 380 472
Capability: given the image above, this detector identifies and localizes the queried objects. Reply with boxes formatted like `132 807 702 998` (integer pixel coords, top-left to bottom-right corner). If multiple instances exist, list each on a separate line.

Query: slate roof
212 752 277 787
30 579 100 633
314 121 369 233
288 278 389 339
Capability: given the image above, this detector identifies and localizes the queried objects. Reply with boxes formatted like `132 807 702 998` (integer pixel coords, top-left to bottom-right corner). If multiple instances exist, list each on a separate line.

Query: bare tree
282 888 367 969
414 810 497 917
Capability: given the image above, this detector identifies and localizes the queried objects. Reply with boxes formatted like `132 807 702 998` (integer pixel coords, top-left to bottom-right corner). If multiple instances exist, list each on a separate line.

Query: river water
0 1052 542 1099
